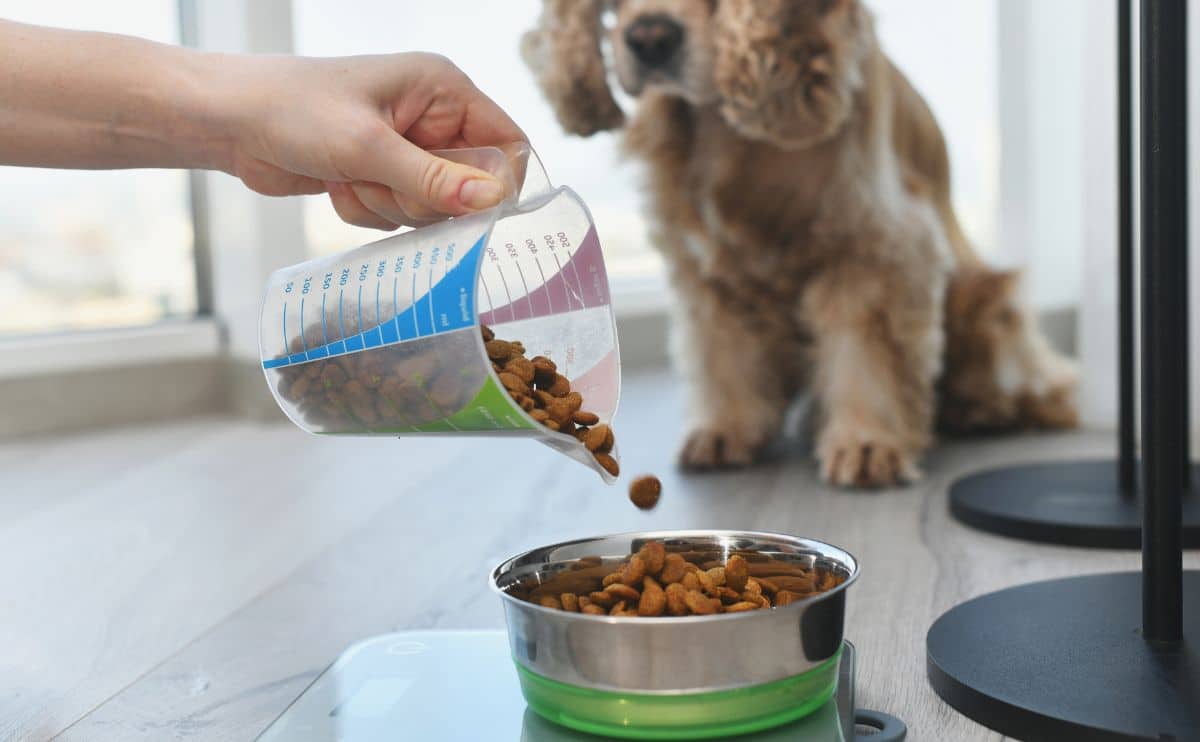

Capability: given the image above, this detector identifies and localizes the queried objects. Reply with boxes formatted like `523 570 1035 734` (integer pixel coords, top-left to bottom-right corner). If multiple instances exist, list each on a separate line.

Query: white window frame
0 320 221 380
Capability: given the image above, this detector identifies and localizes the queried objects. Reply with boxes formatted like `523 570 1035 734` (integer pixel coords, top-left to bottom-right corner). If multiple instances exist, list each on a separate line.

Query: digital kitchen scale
257 631 905 741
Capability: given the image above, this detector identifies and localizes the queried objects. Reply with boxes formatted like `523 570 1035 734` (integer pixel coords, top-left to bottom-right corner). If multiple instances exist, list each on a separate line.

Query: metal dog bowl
490 530 859 740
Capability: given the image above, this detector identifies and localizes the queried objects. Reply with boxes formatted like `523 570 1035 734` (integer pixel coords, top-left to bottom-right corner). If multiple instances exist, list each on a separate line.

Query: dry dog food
274 320 650 502
628 475 662 510
483 324 620 477
516 541 846 617
272 329 486 432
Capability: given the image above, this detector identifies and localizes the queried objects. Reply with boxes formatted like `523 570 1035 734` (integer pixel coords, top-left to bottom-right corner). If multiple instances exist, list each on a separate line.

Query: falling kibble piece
628 475 662 510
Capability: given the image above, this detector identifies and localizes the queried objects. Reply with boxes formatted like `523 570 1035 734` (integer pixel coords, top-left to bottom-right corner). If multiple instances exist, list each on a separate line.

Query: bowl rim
488 529 859 625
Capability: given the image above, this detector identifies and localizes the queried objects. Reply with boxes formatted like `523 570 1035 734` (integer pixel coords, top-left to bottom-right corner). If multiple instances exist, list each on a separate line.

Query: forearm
0 20 237 171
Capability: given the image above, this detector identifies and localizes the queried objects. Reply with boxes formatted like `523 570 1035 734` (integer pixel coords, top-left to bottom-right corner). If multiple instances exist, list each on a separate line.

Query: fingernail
459 178 505 210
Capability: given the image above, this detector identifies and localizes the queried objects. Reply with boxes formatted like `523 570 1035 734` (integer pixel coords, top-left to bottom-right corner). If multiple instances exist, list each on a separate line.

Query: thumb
346 126 507 215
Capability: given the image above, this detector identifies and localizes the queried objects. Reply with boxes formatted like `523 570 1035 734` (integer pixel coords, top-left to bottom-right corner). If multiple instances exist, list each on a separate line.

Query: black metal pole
1140 0 1187 644
1183 221 1192 490
1118 0 1137 498
1185 257 1192 491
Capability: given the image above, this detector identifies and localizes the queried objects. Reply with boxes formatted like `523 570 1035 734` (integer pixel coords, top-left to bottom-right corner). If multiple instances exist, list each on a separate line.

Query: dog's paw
817 426 922 489
1018 384 1079 430
679 428 766 470
1016 356 1080 430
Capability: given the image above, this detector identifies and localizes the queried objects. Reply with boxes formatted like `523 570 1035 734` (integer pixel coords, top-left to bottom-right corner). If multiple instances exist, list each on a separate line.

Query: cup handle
429 144 554 208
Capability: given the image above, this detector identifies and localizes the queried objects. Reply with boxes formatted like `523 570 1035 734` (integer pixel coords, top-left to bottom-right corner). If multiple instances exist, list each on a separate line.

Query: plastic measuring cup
259 146 621 481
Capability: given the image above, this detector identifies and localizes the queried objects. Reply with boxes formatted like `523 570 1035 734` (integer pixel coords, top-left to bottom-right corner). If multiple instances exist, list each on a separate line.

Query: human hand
216 51 527 229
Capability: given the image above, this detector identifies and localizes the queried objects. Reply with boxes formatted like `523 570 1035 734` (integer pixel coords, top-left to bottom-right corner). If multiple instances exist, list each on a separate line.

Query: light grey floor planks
1 422 466 741
1 370 1194 742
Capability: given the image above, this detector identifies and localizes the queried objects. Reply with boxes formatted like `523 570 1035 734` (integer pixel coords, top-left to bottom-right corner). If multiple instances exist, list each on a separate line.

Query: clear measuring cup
259 145 621 482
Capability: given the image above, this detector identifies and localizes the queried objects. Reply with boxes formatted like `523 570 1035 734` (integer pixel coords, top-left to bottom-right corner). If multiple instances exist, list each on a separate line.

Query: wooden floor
3 369 1196 742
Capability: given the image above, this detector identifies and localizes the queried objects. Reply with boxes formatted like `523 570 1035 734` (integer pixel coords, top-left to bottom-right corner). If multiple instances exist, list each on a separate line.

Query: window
0 1 196 337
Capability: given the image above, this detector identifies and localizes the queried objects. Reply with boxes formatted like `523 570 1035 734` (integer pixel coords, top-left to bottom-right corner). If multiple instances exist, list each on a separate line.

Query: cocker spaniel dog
522 0 1077 487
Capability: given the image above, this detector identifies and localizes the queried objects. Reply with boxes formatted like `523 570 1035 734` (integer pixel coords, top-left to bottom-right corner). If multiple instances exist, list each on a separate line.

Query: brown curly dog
523 0 1077 487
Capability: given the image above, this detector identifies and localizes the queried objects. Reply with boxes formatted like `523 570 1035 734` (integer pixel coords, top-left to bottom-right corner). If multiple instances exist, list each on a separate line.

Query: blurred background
0 0 1195 436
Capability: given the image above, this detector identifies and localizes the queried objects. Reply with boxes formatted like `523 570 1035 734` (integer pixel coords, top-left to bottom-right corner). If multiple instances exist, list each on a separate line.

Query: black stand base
948 459 1200 549
927 572 1200 742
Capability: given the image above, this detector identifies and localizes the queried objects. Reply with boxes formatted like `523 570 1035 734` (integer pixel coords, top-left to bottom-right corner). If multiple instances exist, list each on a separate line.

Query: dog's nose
625 15 684 68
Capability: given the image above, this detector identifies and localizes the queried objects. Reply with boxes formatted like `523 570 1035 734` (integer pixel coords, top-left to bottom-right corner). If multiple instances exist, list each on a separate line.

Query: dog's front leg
673 284 796 469
805 261 944 487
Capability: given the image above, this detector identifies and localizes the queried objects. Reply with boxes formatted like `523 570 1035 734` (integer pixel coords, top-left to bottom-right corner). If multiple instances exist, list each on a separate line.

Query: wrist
171 47 259 174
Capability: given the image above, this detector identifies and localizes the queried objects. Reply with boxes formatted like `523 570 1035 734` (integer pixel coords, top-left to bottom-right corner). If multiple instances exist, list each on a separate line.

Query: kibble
594 453 621 477
518 541 846 617
479 325 623 478
273 322 486 433
276 318 651 505
628 475 662 510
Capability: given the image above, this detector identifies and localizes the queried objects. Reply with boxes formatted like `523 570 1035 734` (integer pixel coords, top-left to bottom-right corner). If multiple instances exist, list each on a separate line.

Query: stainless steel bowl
490 530 859 694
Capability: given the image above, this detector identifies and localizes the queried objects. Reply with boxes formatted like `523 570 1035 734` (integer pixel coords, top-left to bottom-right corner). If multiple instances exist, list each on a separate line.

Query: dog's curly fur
523 0 1077 487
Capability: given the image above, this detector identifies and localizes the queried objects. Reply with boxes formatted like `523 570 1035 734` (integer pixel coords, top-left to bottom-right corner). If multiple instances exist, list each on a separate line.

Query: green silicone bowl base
515 648 841 741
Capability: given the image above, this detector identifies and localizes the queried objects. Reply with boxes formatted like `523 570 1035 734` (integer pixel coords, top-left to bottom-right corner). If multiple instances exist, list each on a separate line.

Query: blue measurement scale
264 231 487 370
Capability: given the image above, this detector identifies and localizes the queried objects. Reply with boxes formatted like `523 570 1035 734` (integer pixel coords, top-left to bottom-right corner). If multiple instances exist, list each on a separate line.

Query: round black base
927 572 1200 741
948 459 1200 549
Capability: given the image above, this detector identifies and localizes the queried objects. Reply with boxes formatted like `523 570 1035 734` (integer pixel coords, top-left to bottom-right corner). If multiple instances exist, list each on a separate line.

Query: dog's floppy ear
522 0 625 136
712 0 868 149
